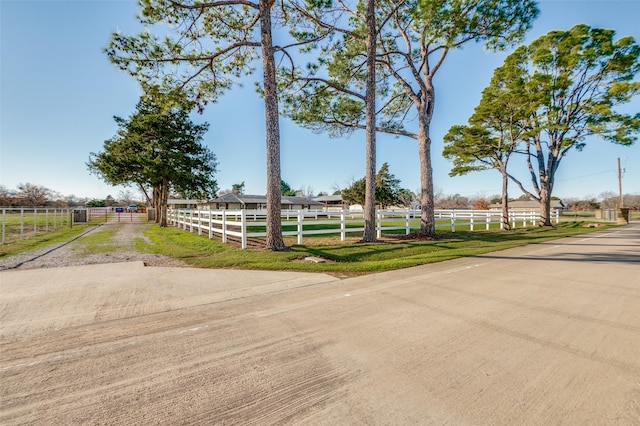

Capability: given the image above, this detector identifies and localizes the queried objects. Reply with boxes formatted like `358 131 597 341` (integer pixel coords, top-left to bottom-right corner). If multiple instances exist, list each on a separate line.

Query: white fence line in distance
167 208 559 249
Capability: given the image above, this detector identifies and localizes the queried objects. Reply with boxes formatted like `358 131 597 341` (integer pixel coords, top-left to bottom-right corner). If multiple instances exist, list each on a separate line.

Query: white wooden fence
168 208 559 249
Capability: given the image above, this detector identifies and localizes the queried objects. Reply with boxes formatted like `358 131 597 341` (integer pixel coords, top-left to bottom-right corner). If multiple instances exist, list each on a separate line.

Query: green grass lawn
138 221 617 275
0 216 626 276
0 224 96 257
1 210 72 244
241 217 509 236
70 227 120 254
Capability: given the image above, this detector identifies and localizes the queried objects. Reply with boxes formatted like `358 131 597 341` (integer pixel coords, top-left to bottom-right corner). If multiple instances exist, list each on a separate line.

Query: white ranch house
200 193 323 210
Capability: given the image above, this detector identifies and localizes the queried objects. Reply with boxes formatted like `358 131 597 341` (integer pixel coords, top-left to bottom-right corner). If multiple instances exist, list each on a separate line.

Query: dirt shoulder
0 223 189 271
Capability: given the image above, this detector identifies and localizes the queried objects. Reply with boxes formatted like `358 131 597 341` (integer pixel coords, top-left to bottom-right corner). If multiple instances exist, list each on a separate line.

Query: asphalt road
1 223 639 425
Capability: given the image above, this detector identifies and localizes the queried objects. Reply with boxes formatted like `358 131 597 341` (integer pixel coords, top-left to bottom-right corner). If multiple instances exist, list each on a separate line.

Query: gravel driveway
0 223 189 271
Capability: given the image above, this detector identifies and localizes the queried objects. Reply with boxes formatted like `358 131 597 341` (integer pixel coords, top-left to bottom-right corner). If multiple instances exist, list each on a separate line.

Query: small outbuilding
313 195 349 211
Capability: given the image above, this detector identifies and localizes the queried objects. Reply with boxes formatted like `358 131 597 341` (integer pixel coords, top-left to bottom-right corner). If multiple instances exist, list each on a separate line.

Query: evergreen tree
88 97 218 226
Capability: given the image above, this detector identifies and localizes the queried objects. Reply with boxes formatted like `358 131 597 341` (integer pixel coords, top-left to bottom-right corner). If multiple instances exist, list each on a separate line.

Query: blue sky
1 0 639 201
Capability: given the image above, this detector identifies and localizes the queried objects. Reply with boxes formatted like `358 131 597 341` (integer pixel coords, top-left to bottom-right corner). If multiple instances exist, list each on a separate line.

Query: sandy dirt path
1 224 639 424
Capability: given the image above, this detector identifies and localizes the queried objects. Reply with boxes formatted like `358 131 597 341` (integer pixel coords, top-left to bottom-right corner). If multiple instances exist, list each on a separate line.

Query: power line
555 170 615 182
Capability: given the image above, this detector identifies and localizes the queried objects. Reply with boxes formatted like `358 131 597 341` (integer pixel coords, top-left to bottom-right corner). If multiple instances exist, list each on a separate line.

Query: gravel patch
0 223 190 271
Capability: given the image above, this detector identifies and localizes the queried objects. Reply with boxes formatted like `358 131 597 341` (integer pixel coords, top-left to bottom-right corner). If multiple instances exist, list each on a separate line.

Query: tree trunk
501 169 511 230
260 0 286 250
417 101 435 236
417 135 435 235
539 185 552 227
138 183 152 207
362 0 377 242
159 179 169 227
153 186 161 224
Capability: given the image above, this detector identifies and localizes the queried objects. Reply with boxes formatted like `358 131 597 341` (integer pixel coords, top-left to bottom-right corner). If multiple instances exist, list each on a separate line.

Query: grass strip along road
0 216 622 275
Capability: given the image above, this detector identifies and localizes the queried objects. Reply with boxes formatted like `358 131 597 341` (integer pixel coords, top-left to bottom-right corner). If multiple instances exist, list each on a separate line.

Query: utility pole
618 157 624 208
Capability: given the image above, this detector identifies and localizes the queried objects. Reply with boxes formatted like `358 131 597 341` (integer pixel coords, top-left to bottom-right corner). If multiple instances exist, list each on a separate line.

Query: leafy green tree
280 180 298 196
341 179 366 207
88 98 218 226
232 182 246 195
106 0 326 250
86 199 106 208
374 163 401 208
342 162 403 208
489 25 640 226
282 0 538 236
443 59 533 230
104 195 117 207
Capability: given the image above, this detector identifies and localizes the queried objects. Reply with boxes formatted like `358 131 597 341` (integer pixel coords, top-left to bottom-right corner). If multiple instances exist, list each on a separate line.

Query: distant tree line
0 183 145 209
3 181 638 212
0 183 78 207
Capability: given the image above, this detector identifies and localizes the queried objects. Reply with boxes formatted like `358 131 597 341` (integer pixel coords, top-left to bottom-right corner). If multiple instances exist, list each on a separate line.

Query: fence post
1 208 5 244
486 212 490 230
222 210 227 243
297 210 303 245
208 207 213 239
376 210 382 238
405 209 410 235
470 211 475 231
341 210 346 241
451 211 456 232
33 208 37 236
20 208 24 239
241 209 247 249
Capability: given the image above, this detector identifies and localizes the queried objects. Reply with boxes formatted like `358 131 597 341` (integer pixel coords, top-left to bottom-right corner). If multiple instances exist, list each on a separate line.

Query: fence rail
82 207 149 224
1 207 72 245
168 208 559 249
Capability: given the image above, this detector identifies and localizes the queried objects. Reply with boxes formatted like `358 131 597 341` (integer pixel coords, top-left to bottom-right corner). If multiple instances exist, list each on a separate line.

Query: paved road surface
1 223 639 424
